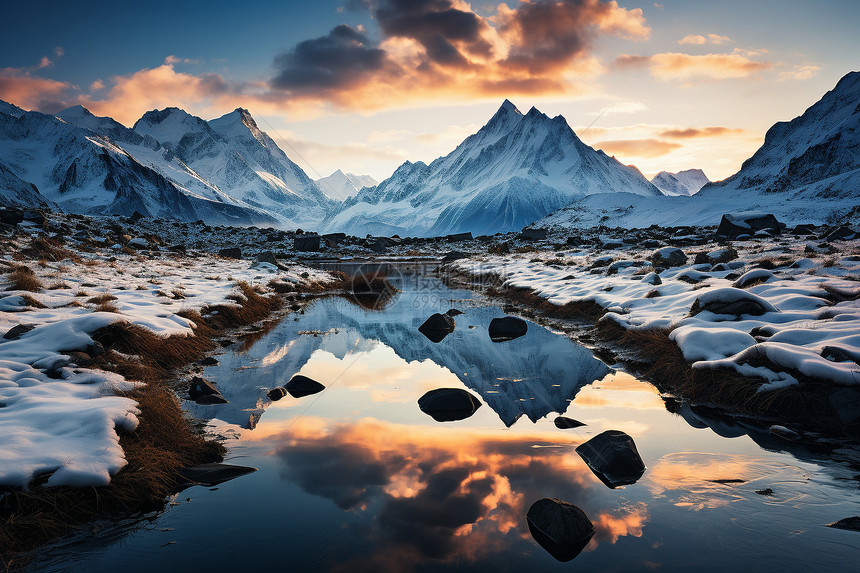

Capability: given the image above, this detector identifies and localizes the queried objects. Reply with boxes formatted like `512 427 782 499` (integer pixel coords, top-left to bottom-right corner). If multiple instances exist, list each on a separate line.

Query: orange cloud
779 64 821 80
615 51 771 82
595 138 682 158
678 33 731 45
0 68 73 111
660 126 744 138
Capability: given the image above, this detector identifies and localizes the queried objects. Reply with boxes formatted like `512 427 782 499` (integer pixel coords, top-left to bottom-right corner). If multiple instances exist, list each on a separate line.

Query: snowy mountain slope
134 107 334 227
0 105 277 224
0 162 55 209
315 170 377 202
56 105 244 207
325 100 661 236
651 169 709 196
538 71 860 229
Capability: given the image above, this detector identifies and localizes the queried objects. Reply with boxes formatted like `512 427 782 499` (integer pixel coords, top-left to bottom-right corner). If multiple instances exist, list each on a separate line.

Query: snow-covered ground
452 235 860 393
0 216 330 489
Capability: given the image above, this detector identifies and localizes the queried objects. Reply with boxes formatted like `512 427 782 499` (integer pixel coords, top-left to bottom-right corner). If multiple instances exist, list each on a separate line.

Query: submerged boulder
285 374 325 398
488 316 528 342
178 463 257 487
554 416 586 429
576 430 646 488
418 313 455 343
267 387 288 401
188 376 228 404
526 498 595 562
418 388 482 422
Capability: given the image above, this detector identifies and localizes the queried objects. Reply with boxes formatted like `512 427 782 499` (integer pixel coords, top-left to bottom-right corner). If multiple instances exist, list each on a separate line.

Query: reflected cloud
572 373 665 411
257 417 647 570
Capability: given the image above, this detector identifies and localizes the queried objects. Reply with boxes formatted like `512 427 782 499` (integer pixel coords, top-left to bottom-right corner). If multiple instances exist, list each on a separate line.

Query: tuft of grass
20 295 46 309
486 285 605 322
202 282 282 330
87 293 118 305
5 266 43 292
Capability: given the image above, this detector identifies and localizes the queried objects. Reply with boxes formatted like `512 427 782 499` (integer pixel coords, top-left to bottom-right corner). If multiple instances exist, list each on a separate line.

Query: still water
29 267 860 572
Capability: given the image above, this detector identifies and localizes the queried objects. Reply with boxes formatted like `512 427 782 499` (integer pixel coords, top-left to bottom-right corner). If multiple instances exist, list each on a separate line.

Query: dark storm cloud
270 24 395 92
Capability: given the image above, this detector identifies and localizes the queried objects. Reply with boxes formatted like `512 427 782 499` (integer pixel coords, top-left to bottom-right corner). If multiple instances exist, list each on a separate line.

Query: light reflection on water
27 275 860 572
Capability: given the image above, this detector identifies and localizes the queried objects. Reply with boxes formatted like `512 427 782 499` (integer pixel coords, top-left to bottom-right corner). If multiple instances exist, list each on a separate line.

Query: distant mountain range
324 100 661 236
651 169 709 196
1 70 858 231
315 170 377 202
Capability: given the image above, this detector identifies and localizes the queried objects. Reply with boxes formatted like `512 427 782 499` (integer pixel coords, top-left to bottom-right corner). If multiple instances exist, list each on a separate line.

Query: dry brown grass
486 285 606 322
5 266 43 292
87 293 118 305
22 236 77 263
201 282 282 330
20 295 46 309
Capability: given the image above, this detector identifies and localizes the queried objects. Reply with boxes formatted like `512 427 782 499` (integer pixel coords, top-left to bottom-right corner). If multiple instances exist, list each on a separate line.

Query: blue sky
2 0 857 181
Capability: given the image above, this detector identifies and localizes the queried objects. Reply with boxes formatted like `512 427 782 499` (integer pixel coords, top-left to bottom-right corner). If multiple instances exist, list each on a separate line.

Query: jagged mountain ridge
134 107 334 226
0 101 336 226
651 169 709 196
537 71 860 229
324 100 661 236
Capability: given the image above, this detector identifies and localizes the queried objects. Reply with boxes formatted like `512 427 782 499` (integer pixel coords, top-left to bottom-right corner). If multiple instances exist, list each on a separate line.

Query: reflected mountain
192 278 609 428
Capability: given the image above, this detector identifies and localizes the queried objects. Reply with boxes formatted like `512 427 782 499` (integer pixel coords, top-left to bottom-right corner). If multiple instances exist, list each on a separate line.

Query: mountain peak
57 104 93 118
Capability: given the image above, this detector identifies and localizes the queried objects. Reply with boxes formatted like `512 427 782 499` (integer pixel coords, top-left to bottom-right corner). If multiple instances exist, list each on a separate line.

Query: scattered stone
441 250 467 263
129 210 146 223
716 212 781 240
708 479 746 484
188 377 228 404
267 387 287 401
576 429 646 488
294 234 321 252
733 268 774 288
520 228 548 241
755 488 774 496
641 272 662 285
285 374 325 398
769 424 801 441
418 388 482 422
827 516 860 532
488 316 528 342
650 247 687 267
418 312 456 343
824 226 856 241
256 251 279 265
218 247 242 259
3 323 36 340
126 237 149 250
554 416 586 429
446 232 473 242
445 308 464 316
178 463 257 486
200 356 219 366
526 498 595 562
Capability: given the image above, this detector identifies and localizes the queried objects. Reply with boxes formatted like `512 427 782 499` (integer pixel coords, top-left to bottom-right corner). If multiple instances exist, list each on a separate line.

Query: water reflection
190 278 610 428
253 416 648 570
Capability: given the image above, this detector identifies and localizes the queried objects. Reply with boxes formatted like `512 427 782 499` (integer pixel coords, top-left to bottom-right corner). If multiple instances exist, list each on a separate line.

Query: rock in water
576 430 646 488
418 388 482 422
418 313 455 343
178 463 257 486
488 316 528 342
188 376 228 404
285 375 325 398
827 516 860 531
267 387 287 401
554 416 586 429
526 498 595 562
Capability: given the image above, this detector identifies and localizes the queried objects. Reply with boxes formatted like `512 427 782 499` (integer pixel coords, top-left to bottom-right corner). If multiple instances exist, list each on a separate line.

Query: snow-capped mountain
538 71 860 229
134 107 334 227
315 170 378 202
325 100 661 236
651 169 709 196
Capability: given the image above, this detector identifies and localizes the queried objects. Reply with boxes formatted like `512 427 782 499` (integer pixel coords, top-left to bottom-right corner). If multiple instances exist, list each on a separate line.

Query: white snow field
452 237 860 392
0 225 329 489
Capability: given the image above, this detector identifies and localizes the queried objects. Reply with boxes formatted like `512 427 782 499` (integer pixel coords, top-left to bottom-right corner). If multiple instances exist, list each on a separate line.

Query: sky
1 0 858 183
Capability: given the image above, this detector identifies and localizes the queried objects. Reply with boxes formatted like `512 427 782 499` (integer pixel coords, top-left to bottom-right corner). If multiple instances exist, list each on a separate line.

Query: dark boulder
445 232 473 242
575 429 646 488
824 225 857 241
526 498 595 562
200 356 219 366
445 308 464 317
3 323 36 340
716 213 781 240
488 316 528 342
129 210 146 222
441 250 467 263
218 247 242 259
267 387 288 401
418 313 455 343
519 228 548 241
294 234 321 252
188 376 228 404
285 374 325 398
256 251 279 265
554 416 586 429
650 247 687 267
689 288 777 318
827 516 860 532
418 388 482 422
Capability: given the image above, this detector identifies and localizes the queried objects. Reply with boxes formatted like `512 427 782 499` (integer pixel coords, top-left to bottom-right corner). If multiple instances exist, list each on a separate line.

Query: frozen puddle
26 273 860 572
